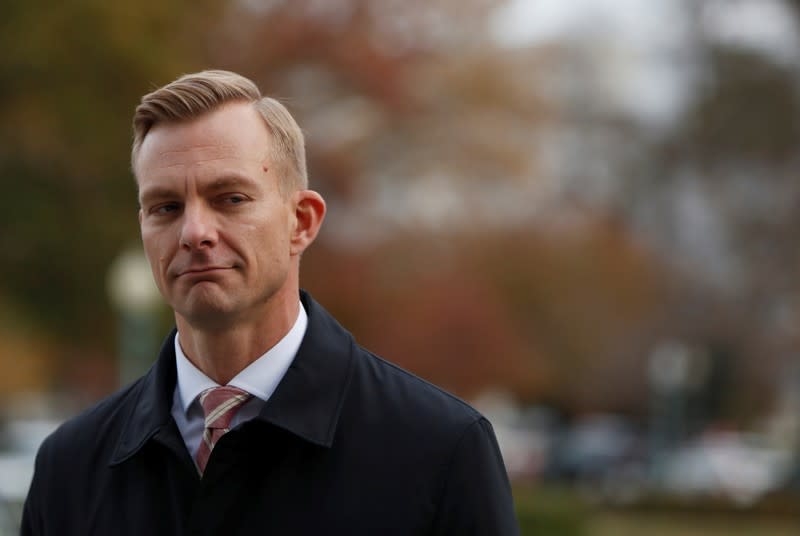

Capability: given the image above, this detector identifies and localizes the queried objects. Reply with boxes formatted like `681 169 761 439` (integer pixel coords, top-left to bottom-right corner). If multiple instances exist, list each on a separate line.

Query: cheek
141 236 157 267
142 229 174 272
249 230 291 273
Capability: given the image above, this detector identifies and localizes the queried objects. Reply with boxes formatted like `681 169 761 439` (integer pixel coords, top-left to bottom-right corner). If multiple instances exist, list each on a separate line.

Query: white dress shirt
170 304 308 461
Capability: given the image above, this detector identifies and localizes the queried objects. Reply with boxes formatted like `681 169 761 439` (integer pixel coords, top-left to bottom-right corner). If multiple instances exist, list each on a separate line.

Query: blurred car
546 413 648 502
659 431 794 505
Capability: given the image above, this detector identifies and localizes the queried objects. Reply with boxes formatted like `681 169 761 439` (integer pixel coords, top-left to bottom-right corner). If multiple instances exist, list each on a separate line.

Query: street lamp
648 340 691 482
106 247 162 386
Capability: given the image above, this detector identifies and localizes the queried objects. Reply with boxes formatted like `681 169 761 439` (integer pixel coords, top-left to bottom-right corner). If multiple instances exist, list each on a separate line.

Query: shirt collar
111 291 354 465
174 303 307 411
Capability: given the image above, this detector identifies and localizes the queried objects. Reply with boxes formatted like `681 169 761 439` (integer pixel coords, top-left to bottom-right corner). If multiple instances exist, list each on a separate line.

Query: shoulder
35 380 143 470
22 379 151 534
343 346 518 532
347 344 484 436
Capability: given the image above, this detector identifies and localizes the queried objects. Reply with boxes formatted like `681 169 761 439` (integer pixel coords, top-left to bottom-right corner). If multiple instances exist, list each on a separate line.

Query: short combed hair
131 70 307 191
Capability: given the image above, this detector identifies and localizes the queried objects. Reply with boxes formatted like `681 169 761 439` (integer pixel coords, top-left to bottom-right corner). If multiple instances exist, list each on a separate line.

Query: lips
183 266 228 273
175 266 233 278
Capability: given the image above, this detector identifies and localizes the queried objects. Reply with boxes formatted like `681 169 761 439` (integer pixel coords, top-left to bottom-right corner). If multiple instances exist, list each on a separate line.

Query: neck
176 293 300 385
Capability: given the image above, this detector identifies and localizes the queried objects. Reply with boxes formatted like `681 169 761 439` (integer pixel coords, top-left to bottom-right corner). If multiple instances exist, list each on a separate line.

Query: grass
589 511 798 536
514 486 800 536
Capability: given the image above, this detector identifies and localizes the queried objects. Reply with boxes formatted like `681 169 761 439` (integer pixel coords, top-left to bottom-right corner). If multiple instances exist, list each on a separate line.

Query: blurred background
2 0 800 533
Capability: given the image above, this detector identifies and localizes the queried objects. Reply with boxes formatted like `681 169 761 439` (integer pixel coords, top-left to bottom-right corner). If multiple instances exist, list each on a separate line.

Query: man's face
136 102 296 328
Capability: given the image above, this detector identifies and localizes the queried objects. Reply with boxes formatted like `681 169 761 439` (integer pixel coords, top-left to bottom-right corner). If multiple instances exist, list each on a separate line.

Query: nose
179 203 217 250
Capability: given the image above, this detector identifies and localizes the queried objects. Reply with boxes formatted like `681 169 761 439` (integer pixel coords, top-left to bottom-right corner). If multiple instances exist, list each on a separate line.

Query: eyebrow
138 186 178 207
206 175 258 191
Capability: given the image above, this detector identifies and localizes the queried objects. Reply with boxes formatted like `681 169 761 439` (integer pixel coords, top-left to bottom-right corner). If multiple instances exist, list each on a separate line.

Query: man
22 70 519 535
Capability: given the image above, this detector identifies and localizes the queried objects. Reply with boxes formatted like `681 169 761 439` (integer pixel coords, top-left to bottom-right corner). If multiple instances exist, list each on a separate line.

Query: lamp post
106 248 162 386
648 340 691 482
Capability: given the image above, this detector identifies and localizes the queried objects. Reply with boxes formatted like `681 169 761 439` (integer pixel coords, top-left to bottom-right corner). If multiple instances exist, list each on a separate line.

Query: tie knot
198 386 252 431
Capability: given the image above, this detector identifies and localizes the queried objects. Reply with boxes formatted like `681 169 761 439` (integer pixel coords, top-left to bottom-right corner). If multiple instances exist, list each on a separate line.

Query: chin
175 294 240 328
179 307 239 331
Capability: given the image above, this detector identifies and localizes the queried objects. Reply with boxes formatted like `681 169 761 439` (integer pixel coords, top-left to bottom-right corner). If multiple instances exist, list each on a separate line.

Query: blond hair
131 70 307 191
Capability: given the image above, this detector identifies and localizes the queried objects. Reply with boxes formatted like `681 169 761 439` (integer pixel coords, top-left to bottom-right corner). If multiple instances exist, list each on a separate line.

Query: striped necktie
195 386 252 474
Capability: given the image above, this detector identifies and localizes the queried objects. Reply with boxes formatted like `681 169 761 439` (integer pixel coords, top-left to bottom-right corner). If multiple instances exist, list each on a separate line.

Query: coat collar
110 291 355 465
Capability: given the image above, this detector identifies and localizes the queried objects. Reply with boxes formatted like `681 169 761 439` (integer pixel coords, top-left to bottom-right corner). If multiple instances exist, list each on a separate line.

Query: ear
290 190 326 256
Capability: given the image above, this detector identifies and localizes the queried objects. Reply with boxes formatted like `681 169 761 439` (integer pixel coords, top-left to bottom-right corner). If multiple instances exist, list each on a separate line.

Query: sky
489 0 799 129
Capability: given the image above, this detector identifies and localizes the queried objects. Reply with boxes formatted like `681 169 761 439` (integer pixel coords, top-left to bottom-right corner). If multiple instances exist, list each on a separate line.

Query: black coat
22 292 519 535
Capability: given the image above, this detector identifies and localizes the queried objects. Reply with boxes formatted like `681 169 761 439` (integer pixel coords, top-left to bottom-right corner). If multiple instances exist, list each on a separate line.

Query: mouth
176 266 233 278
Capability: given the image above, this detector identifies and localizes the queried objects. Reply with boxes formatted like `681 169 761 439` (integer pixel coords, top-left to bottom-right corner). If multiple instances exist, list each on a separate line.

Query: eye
150 202 181 215
221 194 248 205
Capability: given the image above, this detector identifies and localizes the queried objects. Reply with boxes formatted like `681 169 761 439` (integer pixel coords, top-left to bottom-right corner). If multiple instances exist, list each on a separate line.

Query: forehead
135 102 271 178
